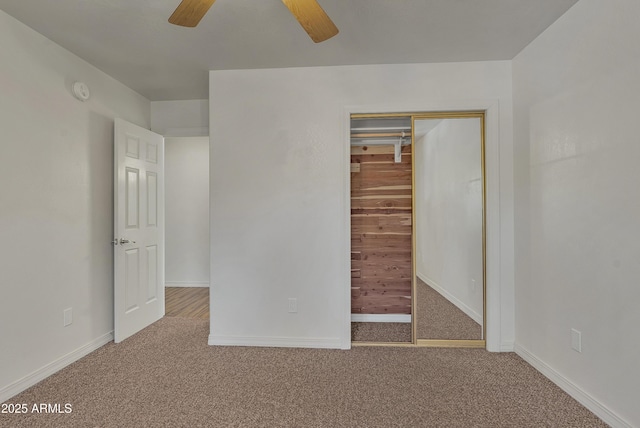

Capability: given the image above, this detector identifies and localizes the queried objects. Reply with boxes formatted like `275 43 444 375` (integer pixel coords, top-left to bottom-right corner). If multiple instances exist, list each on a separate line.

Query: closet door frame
350 111 487 349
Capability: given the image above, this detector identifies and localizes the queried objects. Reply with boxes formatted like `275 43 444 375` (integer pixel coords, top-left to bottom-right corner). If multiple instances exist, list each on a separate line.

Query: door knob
119 238 136 245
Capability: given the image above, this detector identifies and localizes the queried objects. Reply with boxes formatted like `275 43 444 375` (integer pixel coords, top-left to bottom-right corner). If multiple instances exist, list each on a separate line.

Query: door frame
342 101 505 351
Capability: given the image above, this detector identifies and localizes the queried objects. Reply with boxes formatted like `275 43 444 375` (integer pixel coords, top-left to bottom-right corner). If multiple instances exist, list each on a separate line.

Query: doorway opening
164 136 210 321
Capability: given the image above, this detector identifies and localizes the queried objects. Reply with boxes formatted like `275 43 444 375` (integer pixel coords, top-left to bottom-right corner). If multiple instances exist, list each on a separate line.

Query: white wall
415 118 483 324
513 0 640 426
209 62 514 350
151 100 209 137
0 11 150 400
165 137 210 287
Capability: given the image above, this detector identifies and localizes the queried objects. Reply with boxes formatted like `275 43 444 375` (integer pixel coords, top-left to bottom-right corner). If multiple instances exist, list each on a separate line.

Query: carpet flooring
351 322 412 343
351 279 482 343
416 278 482 340
0 317 606 428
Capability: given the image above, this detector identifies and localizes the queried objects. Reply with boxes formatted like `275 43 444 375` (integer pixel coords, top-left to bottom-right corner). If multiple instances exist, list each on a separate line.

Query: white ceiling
0 0 578 101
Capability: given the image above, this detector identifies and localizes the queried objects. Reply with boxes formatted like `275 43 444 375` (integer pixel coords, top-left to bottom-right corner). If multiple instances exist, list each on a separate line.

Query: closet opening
349 112 486 348
350 115 413 344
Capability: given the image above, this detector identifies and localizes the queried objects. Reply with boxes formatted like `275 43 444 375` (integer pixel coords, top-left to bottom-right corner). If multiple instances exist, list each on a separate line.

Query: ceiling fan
168 0 339 43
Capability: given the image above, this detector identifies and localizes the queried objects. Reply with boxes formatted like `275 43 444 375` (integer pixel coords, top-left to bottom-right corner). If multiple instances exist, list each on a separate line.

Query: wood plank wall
351 144 412 314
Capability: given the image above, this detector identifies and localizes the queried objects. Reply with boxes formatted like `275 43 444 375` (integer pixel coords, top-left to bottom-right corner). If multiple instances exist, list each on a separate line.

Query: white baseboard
208 335 342 349
417 273 482 324
499 341 515 352
351 314 411 323
515 344 632 428
165 282 209 288
0 331 113 403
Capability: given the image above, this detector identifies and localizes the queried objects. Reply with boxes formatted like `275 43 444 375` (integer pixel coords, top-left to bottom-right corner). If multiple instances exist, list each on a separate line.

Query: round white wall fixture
72 81 91 101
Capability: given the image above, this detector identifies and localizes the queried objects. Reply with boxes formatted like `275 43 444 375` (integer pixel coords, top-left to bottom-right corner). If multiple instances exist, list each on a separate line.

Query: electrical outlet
288 298 297 313
471 278 476 291
63 308 73 327
571 328 582 353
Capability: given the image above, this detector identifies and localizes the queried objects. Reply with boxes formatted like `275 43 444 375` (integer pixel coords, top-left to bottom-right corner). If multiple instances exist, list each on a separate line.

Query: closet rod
350 126 412 132
351 139 411 146
351 132 413 138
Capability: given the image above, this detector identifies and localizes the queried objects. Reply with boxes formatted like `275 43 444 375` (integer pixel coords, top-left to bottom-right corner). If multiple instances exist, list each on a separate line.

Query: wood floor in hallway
165 287 209 320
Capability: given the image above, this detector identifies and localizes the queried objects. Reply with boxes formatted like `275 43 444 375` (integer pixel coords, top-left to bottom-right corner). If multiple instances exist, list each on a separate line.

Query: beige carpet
351 279 482 343
351 322 411 342
1 317 606 428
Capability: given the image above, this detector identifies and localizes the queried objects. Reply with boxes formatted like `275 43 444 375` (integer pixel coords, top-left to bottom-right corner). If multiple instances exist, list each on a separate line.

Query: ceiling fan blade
168 0 216 27
281 0 339 43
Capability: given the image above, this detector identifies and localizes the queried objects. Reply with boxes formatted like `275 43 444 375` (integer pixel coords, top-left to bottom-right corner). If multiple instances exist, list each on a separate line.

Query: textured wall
150 100 209 137
513 0 640 425
0 10 150 396
209 61 514 350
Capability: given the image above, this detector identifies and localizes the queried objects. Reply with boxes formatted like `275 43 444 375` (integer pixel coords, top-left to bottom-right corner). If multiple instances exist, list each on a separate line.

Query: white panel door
114 118 164 342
